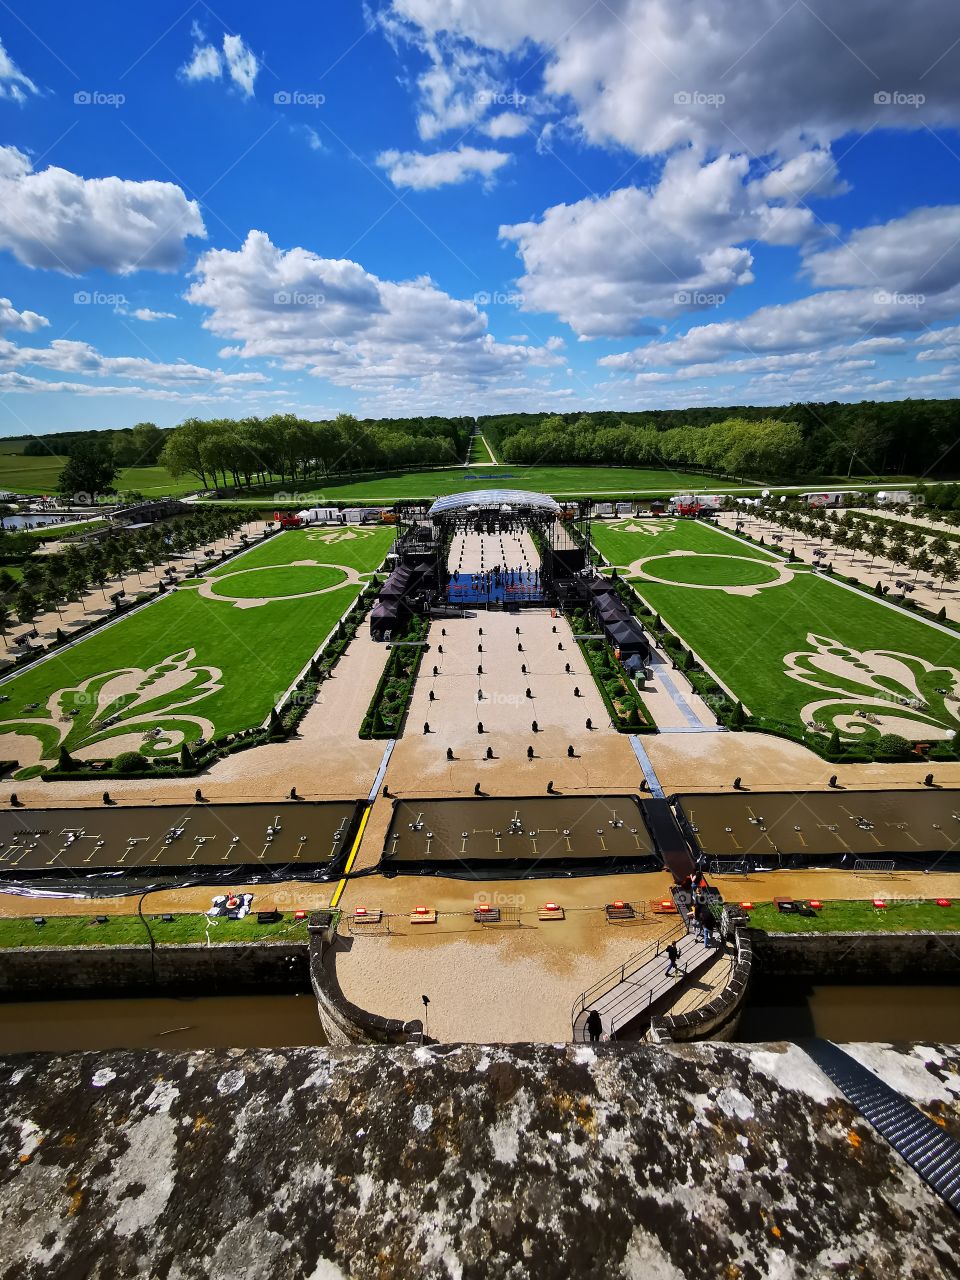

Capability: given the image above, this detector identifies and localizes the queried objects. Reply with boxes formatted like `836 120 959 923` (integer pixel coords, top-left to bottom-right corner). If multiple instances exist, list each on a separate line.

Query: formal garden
591 517 960 752
0 525 395 777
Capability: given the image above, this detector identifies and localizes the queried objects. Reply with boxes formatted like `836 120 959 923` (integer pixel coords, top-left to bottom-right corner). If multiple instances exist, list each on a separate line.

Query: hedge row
359 614 430 739
568 605 656 733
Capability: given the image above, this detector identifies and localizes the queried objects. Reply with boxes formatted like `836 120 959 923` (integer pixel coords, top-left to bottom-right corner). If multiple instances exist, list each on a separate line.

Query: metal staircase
804 1039 960 1213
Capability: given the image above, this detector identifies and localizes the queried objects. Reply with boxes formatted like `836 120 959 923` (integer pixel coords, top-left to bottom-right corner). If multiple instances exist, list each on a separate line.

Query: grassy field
592 516 774 569
641 554 781 587
0 911 312 947
0 453 194 497
218 465 748 504
748 899 960 933
592 517 960 741
0 526 395 771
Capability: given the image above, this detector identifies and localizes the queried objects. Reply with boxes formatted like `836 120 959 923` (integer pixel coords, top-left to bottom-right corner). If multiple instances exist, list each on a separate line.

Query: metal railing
571 920 687 1023
608 928 715 1038
854 858 896 875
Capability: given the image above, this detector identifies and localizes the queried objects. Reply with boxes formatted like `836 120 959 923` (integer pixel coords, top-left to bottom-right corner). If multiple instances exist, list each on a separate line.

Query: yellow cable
330 804 371 909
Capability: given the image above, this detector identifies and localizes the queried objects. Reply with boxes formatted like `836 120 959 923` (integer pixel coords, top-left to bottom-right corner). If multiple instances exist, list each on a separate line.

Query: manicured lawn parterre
209 564 347 599
592 517 960 742
0 911 313 948
0 526 395 772
748 899 960 933
640 553 781 588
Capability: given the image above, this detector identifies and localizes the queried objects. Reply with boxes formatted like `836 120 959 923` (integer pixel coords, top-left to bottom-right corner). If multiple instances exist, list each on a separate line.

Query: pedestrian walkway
658 725 727 734
629 736 665 797
651 660 706 729
573 925 721 1040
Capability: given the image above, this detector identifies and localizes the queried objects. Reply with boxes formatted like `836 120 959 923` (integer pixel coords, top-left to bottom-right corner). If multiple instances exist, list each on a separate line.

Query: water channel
0 993 327 1054
737 978 960 1042
1 982 958 1054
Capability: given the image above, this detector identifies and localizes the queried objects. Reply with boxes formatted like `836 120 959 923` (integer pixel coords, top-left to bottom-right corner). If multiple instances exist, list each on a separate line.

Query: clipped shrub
113 750 148 773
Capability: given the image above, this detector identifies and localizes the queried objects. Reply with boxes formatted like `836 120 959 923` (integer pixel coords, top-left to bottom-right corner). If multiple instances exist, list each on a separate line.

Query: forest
479 399 960 479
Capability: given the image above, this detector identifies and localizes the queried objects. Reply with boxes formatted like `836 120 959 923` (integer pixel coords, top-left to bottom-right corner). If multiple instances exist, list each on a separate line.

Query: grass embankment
0 911 315 948
749 899 960 933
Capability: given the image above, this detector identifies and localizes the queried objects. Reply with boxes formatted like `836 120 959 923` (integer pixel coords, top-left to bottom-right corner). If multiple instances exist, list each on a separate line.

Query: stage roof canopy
428 489 561 520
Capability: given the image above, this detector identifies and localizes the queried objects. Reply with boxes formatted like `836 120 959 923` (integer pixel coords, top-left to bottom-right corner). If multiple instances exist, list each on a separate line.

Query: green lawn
749 899 960 933
210 465 751 504
0 526 395 771
209 525 391 574
592 518 960 742
641 554 781 587
209 564 347 599
0 911 313 947
0 453 195 497
594 517 774 570
467 436 490 463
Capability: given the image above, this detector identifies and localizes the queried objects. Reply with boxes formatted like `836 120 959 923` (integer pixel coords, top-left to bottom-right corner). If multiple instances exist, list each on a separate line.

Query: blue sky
1 0 960 435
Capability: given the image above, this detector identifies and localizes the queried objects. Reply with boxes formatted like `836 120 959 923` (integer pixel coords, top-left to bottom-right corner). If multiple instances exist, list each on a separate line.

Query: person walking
664 941 680 977
697 903 714 948
585 1009 603 1043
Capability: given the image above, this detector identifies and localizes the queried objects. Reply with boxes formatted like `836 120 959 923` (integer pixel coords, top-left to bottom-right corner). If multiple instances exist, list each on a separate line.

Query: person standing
664 941 680 977
585 1009 603 1043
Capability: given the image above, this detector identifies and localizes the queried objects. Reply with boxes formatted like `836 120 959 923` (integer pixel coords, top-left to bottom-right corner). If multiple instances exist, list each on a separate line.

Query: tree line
24 423 167 466
743 502 959 598
480 398 960 479
0 508 246 639
158 414 470 491
484 414 806 480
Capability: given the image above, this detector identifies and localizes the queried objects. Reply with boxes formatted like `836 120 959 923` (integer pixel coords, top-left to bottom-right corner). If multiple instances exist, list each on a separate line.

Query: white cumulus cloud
130 308 176 321
386 0 960 158
481 112 528 139
0 296 47 333
377 144 511 189
0 147 205 275
180 26 259 98
184 229 561 393
499 150 837 338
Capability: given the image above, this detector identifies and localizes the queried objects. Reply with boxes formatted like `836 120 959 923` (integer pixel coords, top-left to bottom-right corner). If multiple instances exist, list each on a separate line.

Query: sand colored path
646 729 960 792
330 858 960 1043
448 528 538 576
332 870 678 1043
